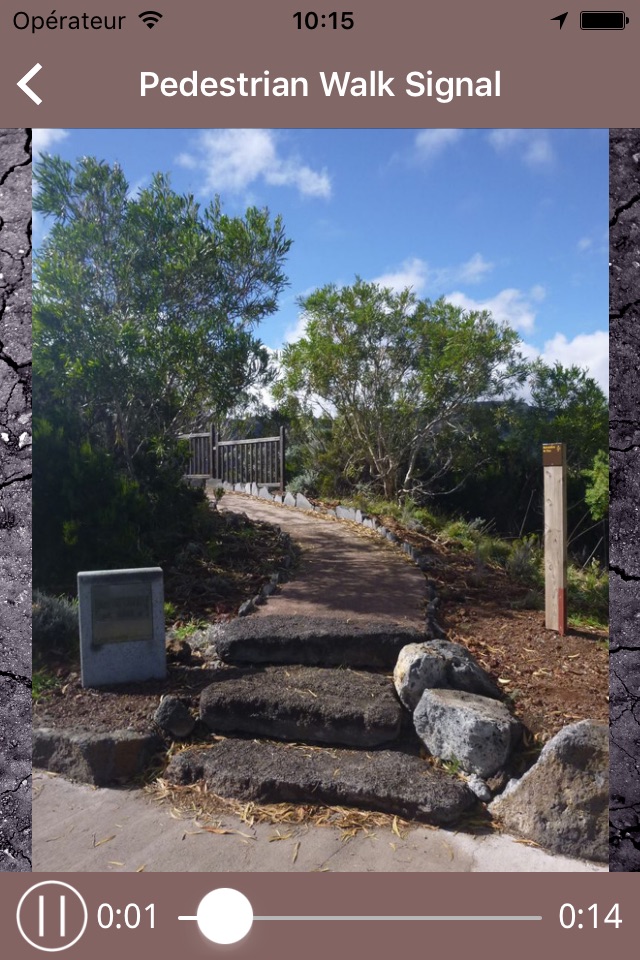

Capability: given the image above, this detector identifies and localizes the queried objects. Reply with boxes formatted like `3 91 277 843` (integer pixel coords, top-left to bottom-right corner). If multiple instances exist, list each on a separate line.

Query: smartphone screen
0 0 631 954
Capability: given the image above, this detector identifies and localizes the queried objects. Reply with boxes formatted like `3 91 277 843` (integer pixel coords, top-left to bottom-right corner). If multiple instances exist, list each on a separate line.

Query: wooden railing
179 425 286 492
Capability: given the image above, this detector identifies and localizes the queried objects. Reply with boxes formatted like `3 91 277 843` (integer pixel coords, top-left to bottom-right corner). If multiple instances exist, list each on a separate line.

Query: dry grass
147 775 419 840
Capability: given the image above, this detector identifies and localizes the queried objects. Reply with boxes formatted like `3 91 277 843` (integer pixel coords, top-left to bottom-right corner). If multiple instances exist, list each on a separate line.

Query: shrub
506 536 543 586
33 590 79 666
567 560 608 626
286 469 320 496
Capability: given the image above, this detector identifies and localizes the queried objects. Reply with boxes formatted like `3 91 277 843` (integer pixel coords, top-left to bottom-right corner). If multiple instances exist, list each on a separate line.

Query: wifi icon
138 10 163 29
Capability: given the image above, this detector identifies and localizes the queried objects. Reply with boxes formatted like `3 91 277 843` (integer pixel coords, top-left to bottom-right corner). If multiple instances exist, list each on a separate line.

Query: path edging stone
33 727 163 786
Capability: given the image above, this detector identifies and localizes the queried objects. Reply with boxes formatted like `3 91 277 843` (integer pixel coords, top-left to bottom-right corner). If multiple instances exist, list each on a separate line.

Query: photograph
30 127 608 873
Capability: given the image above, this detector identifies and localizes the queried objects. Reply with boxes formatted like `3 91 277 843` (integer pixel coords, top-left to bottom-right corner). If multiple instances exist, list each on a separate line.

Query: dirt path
219 492 425 625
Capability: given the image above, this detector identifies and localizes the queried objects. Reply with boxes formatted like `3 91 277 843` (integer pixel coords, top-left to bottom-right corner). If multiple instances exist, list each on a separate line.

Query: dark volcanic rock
33 728 163 786
216 615 424 668
199 664 402 747
154 696 196 739
165 739 477 826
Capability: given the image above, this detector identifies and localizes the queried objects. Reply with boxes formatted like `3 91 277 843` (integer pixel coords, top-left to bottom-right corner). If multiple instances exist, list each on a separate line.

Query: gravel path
219 492 425 625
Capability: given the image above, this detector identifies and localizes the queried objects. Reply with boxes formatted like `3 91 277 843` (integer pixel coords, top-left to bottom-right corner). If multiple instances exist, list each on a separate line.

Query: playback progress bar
177 890 543 944
178 915 543 920
245 915 542 920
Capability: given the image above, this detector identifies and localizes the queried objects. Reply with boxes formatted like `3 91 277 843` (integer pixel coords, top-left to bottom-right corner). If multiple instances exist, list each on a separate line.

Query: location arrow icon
551 12 568 28
17 63 43 104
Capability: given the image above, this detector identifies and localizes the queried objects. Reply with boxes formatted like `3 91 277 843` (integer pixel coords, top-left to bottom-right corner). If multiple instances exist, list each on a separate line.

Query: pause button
16 882 88 952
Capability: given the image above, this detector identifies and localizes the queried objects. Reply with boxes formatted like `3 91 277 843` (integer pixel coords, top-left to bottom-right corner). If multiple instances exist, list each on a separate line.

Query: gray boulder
295 492 314 511
154 696 196 739
258 486 273 500
336 505 356 522
284 491 296 507
489 720 608 862
394 640 502 711
414 688 521 778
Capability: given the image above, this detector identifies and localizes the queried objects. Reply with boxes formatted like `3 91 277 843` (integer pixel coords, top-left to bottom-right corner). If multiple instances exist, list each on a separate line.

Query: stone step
216 615 424 669
199 665 403 748
165 738 476 826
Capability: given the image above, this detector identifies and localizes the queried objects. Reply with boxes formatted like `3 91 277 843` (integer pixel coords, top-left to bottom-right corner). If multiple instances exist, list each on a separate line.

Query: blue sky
33 128 609 392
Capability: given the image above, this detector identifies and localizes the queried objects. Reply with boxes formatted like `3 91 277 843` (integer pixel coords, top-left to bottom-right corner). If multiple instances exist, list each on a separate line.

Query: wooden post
543 442 567 635
279 426 286 494
210 423 216 480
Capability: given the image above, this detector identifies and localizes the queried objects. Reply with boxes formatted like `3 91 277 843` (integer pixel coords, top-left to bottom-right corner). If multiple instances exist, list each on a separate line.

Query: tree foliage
34 155 291 478
33 155 291 589
275 278 527 499
583 450 609 521
526 361 608 473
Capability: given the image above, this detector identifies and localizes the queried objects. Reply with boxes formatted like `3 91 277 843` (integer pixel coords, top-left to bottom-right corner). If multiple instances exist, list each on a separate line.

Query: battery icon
580 10 629 29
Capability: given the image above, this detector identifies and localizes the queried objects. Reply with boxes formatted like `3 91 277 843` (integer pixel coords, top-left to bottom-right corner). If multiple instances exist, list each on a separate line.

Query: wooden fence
179 425 286 492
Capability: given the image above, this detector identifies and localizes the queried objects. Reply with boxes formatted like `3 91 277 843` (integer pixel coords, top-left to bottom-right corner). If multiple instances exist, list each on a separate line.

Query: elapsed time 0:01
98 904 155 930
293 12 354 28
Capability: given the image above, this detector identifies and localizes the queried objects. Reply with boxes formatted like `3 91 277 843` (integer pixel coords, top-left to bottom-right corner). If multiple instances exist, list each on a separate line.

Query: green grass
32 669 59 701
169 619 209 641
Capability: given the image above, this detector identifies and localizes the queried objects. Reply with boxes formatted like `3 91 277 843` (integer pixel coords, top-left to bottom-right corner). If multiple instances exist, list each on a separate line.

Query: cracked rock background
610 129 640 871
0 129 31 872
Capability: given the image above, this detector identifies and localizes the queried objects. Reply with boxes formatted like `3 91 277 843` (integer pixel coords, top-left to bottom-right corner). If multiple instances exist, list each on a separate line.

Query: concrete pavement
32 773 605 873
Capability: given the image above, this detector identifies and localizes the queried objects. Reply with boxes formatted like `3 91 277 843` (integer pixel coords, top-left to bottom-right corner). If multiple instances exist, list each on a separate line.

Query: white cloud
373 257 430 294
373 253 494 296
446 286 544 333
456 253 494 284
537 330 609 395
577 236 592 252
32 128 68 157
414 129 464 160
487 129 554 168
283 312 311 344
177 129 331 199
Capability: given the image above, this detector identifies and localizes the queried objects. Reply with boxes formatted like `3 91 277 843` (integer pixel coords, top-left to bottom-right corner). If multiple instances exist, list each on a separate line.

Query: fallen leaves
93 835 115 848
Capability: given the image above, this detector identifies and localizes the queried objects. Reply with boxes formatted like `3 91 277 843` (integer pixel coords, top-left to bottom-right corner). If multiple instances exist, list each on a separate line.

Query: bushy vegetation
33 155 291 593
32 590 79 666
277 282 607 571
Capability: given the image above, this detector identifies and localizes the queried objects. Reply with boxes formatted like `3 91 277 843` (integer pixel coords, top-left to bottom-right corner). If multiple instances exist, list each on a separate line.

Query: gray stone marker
78 567 166 688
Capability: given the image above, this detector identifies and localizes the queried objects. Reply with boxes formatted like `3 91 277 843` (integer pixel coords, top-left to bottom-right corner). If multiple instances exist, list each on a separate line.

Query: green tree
275 278 526 499
583 450 609 521
33 155 291 589
441 363 608 543
527 361 607 473
34 155 291 479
